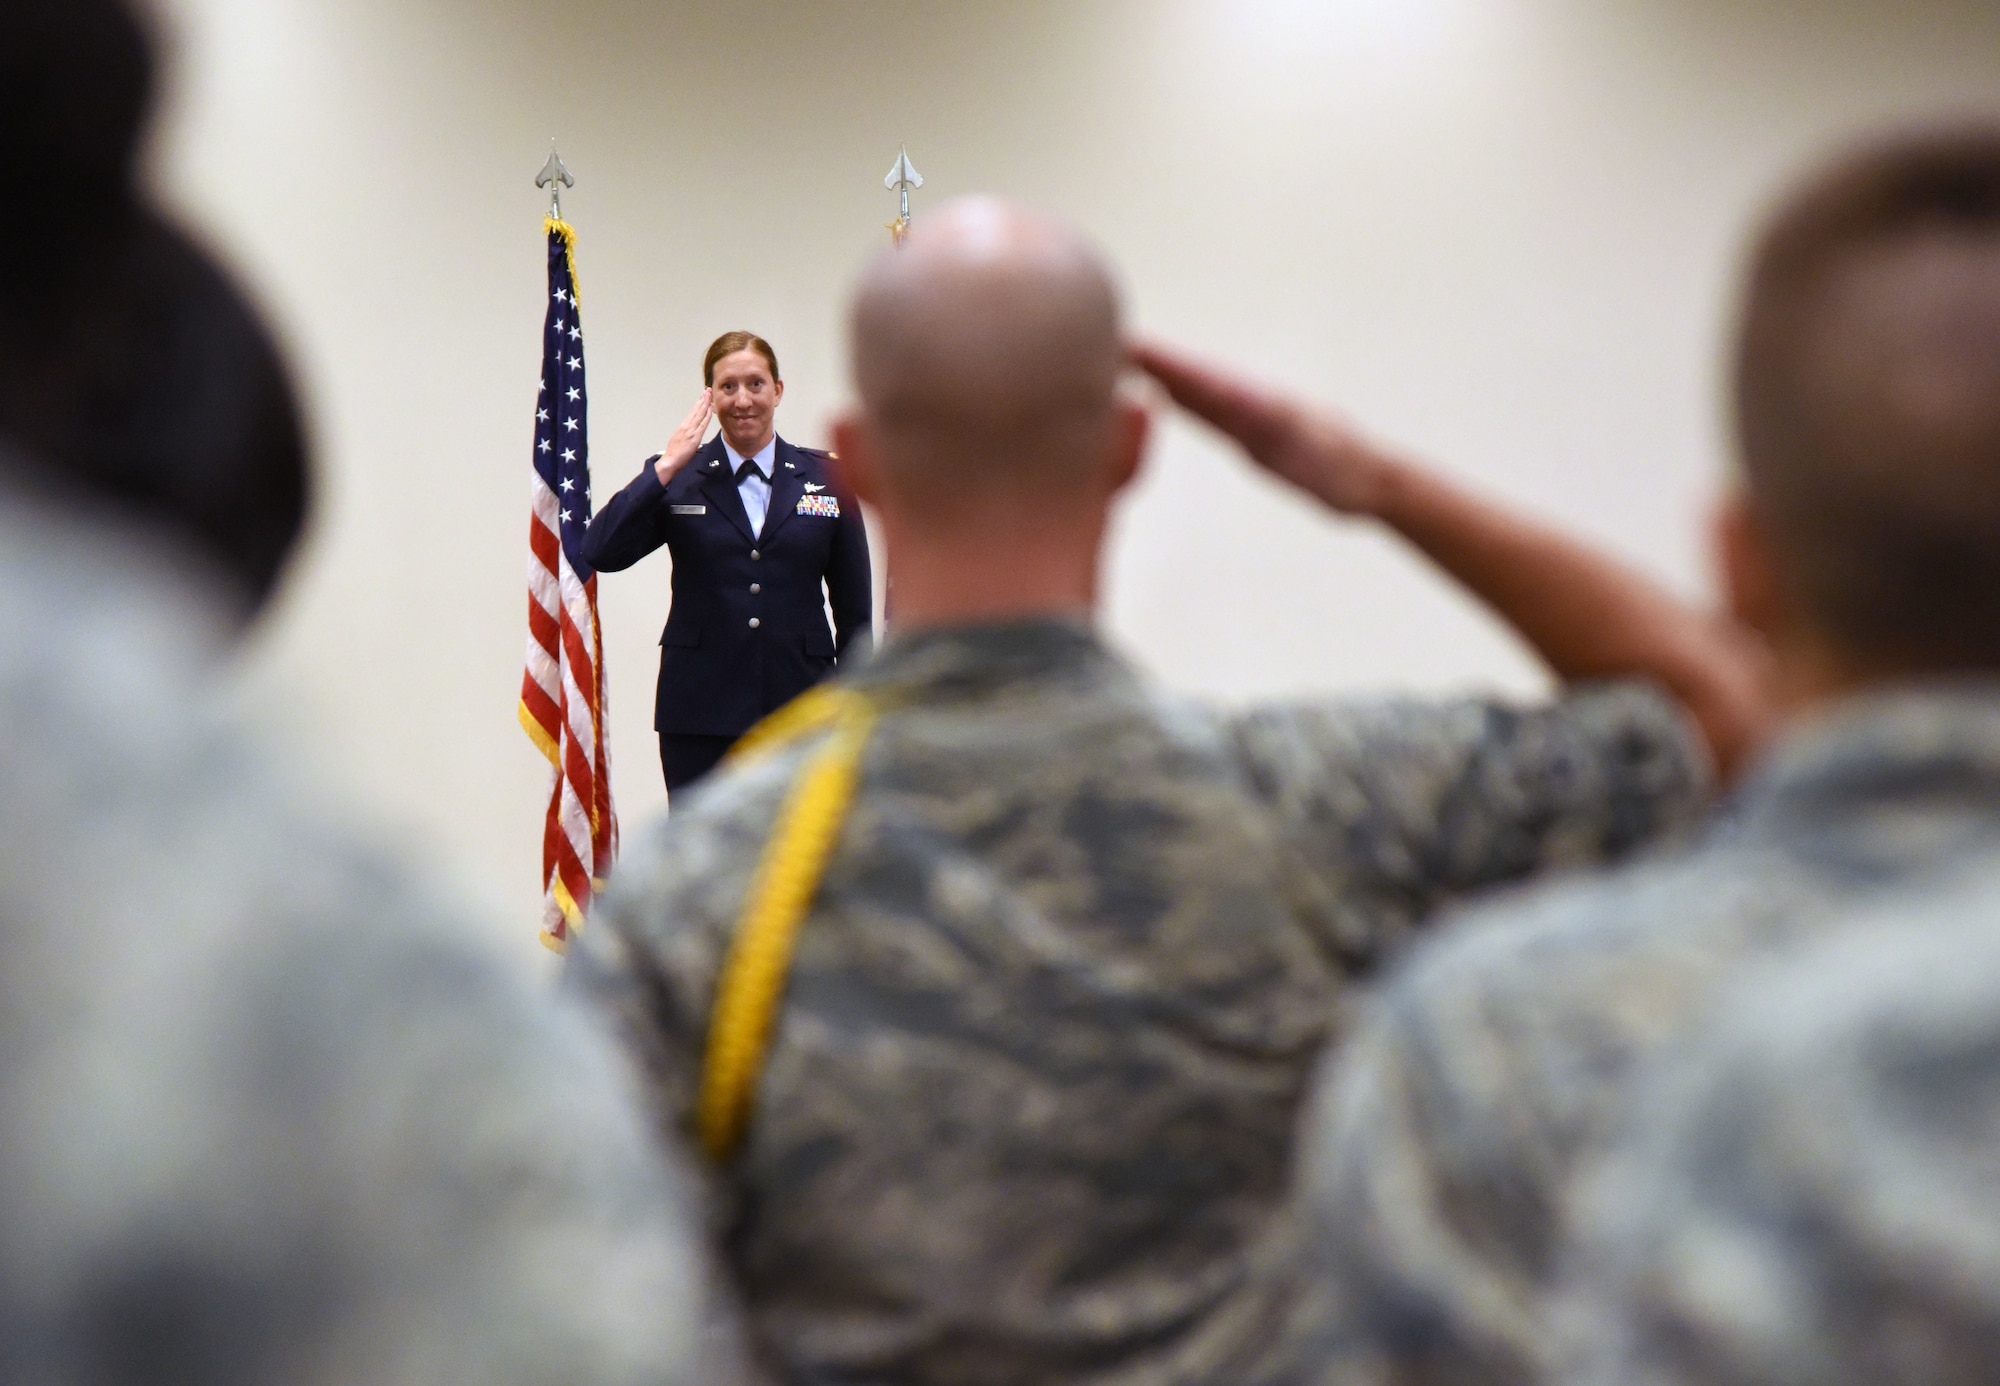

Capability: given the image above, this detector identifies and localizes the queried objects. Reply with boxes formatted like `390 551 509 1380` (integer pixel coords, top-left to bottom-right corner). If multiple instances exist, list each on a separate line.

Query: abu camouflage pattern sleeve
1224 680 1711 972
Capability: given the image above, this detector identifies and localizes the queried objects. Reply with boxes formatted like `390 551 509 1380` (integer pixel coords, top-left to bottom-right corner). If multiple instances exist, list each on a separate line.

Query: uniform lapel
695 439 757 543
759 437 808 541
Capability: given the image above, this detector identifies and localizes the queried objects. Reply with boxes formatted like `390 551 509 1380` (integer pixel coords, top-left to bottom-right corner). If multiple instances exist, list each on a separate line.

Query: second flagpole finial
884 144 922 245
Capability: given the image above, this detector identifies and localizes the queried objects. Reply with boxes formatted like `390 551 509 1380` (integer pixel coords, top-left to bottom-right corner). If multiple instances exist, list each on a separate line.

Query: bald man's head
846 198 1127 510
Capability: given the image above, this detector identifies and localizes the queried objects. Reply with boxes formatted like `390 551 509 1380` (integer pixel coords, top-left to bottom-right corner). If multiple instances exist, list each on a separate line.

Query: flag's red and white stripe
520 477 615 952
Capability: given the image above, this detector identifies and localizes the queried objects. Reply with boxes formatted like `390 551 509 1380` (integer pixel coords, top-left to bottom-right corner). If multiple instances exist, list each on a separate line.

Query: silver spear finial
536 144 574 221
884 144 923 245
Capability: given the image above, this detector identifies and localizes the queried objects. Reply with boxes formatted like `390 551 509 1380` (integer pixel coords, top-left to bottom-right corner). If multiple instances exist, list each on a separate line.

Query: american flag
519 217 616 952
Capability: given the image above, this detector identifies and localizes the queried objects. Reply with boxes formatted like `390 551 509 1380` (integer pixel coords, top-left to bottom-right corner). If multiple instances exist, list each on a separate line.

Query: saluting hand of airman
655 388 715 486
1131 341 1399 518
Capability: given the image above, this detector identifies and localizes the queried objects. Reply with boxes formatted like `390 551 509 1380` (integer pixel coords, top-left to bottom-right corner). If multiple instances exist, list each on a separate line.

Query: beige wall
142 0 2000 958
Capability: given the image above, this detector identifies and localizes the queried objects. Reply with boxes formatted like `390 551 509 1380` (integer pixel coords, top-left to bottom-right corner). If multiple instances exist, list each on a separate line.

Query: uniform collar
1735 682 2000 829
844 615 1131 705
722 435 778 481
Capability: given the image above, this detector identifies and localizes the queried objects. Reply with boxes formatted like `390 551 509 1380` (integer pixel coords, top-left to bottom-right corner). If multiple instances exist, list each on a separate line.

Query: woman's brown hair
703 331 780 385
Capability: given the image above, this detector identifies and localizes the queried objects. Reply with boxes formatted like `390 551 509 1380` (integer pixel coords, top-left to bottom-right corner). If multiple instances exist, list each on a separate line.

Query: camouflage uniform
1297 684 2000 1386
581 616 1705 1386
0 487 738 1386
1559 892 2000 1386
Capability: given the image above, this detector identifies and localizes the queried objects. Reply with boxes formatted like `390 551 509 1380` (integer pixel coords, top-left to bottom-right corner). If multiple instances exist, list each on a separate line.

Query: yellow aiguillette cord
698 684 877 1163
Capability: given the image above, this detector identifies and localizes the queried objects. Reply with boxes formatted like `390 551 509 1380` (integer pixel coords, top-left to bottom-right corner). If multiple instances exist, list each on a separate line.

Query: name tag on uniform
796 493 840 519
670 504 707 515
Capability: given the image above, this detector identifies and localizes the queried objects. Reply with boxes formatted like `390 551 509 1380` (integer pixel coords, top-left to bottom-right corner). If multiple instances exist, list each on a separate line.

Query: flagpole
523 145 615 953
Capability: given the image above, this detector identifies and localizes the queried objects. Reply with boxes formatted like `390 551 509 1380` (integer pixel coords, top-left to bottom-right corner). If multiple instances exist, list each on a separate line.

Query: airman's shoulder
1305 843 1778 1215
1375 833 1774 1052
593 743 818 949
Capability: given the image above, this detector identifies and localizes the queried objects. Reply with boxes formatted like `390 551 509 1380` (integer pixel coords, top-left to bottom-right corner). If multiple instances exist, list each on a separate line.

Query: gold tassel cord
725 683 864 767
698 694 878 1162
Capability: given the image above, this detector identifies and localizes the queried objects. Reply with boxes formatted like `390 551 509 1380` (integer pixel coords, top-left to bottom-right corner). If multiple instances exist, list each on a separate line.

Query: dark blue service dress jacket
580 435 873 738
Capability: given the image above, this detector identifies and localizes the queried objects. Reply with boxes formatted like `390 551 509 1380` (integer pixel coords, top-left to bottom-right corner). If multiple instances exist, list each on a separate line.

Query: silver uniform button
748 617 761 629
750 549 761 560
749 583 762 594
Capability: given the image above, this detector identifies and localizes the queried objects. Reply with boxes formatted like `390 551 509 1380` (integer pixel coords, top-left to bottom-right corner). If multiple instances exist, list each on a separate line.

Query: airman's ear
1715 489 1780 643
828 414 880 505
1107 399 1151 495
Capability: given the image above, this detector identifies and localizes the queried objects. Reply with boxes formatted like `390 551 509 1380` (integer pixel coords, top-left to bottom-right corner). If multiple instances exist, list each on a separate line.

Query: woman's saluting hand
655 389 714 485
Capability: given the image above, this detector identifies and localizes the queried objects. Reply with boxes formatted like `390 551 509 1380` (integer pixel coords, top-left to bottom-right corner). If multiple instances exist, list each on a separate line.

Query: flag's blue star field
535 232 594 576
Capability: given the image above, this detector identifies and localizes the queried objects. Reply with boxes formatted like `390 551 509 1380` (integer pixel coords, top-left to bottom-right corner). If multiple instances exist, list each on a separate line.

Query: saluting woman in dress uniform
582 331 873 794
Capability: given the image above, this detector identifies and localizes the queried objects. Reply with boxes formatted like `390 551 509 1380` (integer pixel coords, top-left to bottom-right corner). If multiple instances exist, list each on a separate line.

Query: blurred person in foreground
0 3 737 1383
1292 125 2000 1386
1559 889 2000 1386
579 194 1766 1386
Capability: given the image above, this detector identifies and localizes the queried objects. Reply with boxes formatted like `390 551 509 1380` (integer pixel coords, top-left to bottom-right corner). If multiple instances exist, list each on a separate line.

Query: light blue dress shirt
722 437 777 537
